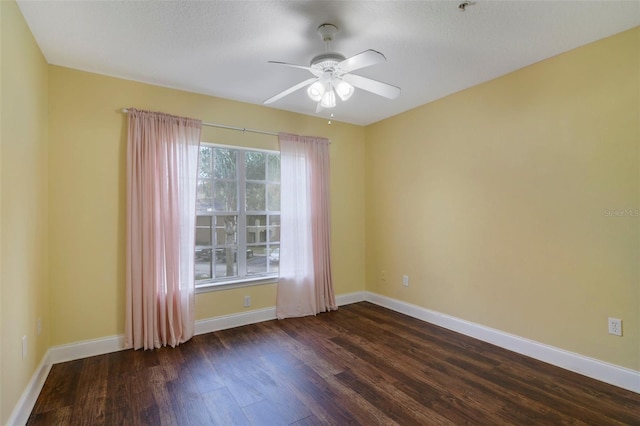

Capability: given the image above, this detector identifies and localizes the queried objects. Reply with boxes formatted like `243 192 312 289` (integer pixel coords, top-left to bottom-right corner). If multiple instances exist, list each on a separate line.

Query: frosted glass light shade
335 80 354 101
307 81 325 101
320 89 336 108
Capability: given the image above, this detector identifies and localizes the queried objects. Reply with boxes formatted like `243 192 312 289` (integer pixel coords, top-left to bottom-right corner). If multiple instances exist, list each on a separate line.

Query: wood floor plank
258 350 358 425
103 368 134 425
26 405 73 426
200 387 251 426
29 359 83 415
335 368 456 426
241 399 300 426
69 356 109 425
180 337 226 395
148 379 179 426
166 368 215 426
213 359 267 407
289 413 328 426
27 302 640 425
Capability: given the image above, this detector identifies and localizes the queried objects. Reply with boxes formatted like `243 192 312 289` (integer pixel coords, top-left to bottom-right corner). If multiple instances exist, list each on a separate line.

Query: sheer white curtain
125 108 201 350
277 133 336 319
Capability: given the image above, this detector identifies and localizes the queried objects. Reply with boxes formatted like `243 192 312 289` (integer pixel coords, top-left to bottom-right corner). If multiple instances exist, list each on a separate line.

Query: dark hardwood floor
28 302 639 425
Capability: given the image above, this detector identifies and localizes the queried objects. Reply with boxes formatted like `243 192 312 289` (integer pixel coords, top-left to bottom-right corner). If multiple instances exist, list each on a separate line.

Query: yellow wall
48 66 366 346
365 27 639 370
0 1 50 422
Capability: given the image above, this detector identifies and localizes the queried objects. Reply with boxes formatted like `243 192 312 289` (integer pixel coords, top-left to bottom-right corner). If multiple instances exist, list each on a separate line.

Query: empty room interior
1 0 639 424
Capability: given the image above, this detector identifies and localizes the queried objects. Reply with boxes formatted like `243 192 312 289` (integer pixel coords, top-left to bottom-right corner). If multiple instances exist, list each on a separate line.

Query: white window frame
195 142 280 292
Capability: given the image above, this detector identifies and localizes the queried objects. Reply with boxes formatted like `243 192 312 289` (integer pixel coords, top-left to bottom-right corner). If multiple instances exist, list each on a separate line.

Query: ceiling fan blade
342 74 401 99
264 77 318 105
268 61 313 72
337 50 386 73
268 61 323 77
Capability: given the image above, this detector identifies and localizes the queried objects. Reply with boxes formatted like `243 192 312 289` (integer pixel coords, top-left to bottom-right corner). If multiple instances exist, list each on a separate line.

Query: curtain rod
121 109 279 137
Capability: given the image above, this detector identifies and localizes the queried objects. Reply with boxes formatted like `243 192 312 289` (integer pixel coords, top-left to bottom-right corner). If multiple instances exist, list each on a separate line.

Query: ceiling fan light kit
264 23 400 113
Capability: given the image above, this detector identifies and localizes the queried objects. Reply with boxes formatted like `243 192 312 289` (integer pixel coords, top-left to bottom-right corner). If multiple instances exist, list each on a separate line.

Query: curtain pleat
276 133 336 319
125 108 201 350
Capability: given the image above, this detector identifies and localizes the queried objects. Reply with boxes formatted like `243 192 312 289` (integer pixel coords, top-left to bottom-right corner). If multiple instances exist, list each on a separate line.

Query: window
195 144 280 288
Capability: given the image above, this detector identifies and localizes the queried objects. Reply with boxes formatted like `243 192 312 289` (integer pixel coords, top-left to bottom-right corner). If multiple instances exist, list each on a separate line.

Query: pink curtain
125 108 201 350
276 133 336 319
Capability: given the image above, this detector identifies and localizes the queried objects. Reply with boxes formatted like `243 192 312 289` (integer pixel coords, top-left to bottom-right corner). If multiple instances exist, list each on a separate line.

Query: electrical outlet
244 296 251 308
381 270 387 282
402 275 409 287
608 318 622 336
22 336 27 359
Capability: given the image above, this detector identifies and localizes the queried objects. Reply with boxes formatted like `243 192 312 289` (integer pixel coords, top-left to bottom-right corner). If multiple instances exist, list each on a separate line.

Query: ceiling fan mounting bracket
317 23 339 42
312 24 344 72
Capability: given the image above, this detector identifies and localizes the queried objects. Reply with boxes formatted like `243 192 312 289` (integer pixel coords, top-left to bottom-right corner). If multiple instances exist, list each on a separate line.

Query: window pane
268 245 280 274
267 183 280 212
268 215 280 243
245 152 266 180
196 215 214 282
215 215 237 245
267 154 280 182
195 216 212 245
214 215 237 279
214 148 237 179
214 181 237 211
247 215 267 243
214 247 237 278
199 146 213 179
195 254 212 280
246 182 266 211
246 244 267 275
197 179 213 212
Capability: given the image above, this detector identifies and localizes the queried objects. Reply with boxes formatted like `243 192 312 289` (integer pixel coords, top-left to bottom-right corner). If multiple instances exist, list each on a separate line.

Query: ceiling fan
264 24 401 113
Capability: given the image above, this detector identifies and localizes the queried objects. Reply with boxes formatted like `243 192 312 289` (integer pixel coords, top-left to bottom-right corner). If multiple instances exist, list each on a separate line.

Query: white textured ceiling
17 0 640 126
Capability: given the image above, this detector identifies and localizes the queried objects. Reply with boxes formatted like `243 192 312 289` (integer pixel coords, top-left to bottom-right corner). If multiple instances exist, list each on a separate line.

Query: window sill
195 275 278 293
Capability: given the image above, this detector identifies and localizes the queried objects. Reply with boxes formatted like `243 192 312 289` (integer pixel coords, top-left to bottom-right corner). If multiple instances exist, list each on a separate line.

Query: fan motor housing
310 52 346 70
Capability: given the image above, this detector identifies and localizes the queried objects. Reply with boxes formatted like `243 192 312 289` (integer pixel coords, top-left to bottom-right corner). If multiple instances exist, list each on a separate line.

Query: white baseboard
6 351 52 426
50 335 125 364
364 291 640 394
194 291 367 335
336 291 368 306
194 306 277 335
